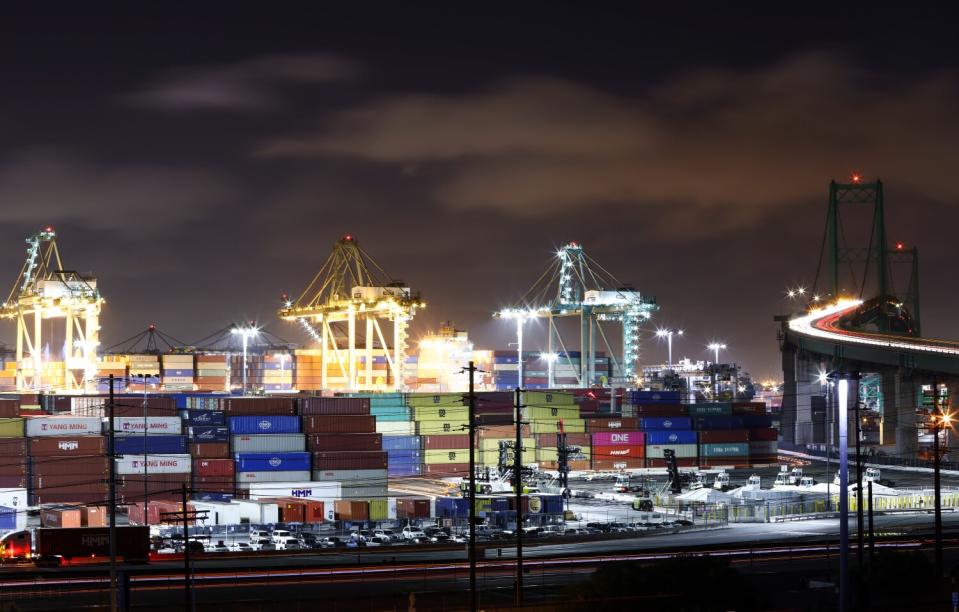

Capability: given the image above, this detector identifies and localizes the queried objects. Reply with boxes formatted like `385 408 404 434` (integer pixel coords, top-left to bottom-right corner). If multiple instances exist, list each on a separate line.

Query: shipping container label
115 417 182 434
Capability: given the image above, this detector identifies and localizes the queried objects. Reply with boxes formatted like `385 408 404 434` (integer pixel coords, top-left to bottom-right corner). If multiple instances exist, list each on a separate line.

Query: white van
271 530 293 544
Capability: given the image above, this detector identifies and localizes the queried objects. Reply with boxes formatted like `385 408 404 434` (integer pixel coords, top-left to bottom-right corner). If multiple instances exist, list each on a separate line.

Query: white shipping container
644 444 698 459
311 469 388 484
241 481 341 499
234 471 311 483
340 485 388 500
162 376 194 384
190 501 242 526
387 497 397 520
114 417 183 435
26 417 102 437
376 421 415 435
233 499 279 524
115 454 192 474
230 434 306 453
0 488 28 510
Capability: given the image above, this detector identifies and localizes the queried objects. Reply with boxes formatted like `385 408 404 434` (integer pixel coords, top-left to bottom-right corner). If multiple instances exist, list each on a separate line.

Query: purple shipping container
298 397 371 415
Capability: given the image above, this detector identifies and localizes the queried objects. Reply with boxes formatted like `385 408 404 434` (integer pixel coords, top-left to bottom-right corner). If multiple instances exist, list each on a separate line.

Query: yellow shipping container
479 437 534 452
535 447 591 462
413 406 469 422
522 391 575 406
368 499 389 521
415 421 468 435
424 449 470 464
529 419 586 434
0 418 25 437
523 406 580 421
406 393 464 408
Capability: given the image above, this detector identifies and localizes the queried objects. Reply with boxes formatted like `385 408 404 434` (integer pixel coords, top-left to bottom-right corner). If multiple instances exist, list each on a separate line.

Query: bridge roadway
0 512 955 610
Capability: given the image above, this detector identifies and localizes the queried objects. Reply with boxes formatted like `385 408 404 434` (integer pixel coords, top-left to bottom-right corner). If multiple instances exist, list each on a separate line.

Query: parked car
320 537 346 549
402 527 426 541
271 530 293 544
230 542 254 553
207 541 230 553
367 535 391 546
253 539 276 551
430 533 451 544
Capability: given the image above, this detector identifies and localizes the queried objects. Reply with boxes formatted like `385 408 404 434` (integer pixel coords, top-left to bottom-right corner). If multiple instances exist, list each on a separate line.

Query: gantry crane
494 241 657 386
278 234 424 390
0 227 102 392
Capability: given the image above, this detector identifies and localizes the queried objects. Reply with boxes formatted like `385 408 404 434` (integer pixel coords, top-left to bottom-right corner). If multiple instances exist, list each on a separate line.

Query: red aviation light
895 242 905 250
343 234 354 242
850 173 862 184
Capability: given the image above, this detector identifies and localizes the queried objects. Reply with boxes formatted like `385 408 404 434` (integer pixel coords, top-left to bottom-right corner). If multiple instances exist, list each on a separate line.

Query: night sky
1 5 957 380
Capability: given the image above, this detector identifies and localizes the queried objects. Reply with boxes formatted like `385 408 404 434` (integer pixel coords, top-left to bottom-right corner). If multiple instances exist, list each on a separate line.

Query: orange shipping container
333 499 369 521
81 506 109 527
41 508 82 528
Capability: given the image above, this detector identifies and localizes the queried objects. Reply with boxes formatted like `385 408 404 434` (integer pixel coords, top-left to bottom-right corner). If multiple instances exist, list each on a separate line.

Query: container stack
293 349 322 391
522 391 585 436
127 355 161 390
195 354 229 392
736 402 778 465
95 357 127 392
184 408 232 493
114 407 190 503
261 353 293 393
411 394 470 477
27 416 107 505
382 434 422 477
231 415 309 486
161 354 194 391
0 403 26 489
534 431 588 470
0 362 16 391
230 354 264 393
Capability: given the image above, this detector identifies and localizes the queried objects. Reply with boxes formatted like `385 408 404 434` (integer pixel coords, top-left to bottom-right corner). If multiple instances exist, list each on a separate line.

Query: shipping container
114 417 182 435
644 430 698 445
381 435 420 451
0 399 19 418
312 468 388 484
0 437 27 456
698 430 749 443
333 499 369 521
191 475 235 494
306 433 382 451
30 456 109 476
591 431 645 446
423 463 469 476
312 451 388 470
81 506 108 527
592 444 644 460
34 526 149 561
534 432 590 448
732 402 767 415
521 391 575 406
115 454 192 474
301 415 376 434
234 470 312 483
189 442 230 459
644 443 698 459
183 410 226 426
421 434 470 450
40 508 82 528
298 397 370 415
232 499 279 524
189 426 230 442
748 441 778 455
231 434 306 453
687 403 733 417
748 428 778 442
699 442 749 458
585 417 639 432
693 416 746 430
220 397 296 415
228 416 301 434
193 459 235 477
25 417 96 437
423 449 469 464
395 498 430 519
640 417 692 431
114 435 188 455
234 452 311 473
29 436 104 456
376 421 415 436
631 404 689 417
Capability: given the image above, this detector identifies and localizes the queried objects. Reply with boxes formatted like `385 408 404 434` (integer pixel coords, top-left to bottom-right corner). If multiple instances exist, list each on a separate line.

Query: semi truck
1 527 150 566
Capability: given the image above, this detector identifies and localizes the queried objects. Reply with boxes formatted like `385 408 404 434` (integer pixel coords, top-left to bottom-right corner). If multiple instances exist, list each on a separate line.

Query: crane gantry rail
0 227 102 392
278 234 424 391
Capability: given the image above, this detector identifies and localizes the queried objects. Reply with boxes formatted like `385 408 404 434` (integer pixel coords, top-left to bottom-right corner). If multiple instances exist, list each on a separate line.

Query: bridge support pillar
781 346 816 444
880 368 918 457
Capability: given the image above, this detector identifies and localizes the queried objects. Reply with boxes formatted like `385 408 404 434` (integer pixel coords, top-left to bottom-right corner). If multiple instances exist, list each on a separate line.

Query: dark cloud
0 152 235 233
261 52 959 234
126 53 362 111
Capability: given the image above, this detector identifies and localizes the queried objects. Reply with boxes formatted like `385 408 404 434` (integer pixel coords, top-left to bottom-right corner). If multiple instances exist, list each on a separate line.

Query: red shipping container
732 402 767 415
749 428 778 442
193 459 234 477
700 457 749 468
0 463 28 477
592 458 644 469
0 437 26 456
302 499 325 523
112 397 177 416
423 463 469 476
0 475 27 488
474 404 514 415
307 433 382 451
32 473 108 488
333 499 369 521
312 451 388 470
585 417 639 432
31 456 109 476
592 444 645 460
31 484 109 506
478 425 529 438
41 508 82 528
220 398 296 415
189 442 230 459
191 475 235 493
475 392 513 403
632 405 689 417
748 455 779 465
698 430 749 443
81 506 108 527
396 498 431 519
592 431 645 447
302 415 375 434
30 436 106 456
422 434 470 449
0 399 19 417
298 397 370 415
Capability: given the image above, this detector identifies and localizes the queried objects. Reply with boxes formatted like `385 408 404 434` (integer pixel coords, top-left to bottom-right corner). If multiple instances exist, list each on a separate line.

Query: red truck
2 527 150 565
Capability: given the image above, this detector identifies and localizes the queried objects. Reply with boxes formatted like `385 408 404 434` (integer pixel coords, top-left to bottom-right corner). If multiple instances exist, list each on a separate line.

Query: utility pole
108 374 118 612
467 361 477 612
855 395 864 572
142 375 149 525
933 377 943 578
514 387 524 608
868 480 875 563
838 378 849 612
182 483 194 612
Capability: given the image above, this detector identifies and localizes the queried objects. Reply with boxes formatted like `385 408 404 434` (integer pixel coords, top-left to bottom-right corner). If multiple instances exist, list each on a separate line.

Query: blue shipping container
694 416 746 430
435 497 470 518
382 435 420 451
387 449 423 460
742 415 775 429
184 410 226 426
640 417 692 430
491 497 510 512
191 492 234 503
388 465 423 477
115 435 188 454
541 494 564 514
163 369 194 377
630 390 681 405
645 430 698 445
0 506 15 530
234 452 311 472
229 416 300 434
190 426 230 442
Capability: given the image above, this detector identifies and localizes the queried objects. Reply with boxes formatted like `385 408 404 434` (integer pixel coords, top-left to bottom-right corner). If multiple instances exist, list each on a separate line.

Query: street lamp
707 342 727 399
275 353 290 392
655 328 684 369
496 309 537 388
231 325 259 394
707 342 726 365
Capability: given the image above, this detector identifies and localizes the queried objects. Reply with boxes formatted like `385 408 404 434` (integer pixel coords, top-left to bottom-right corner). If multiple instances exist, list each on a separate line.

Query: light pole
496 309 535 390
838 377 850 612
707 342 726 398
275 353 289 392
231 325 259 394
656 328 684 369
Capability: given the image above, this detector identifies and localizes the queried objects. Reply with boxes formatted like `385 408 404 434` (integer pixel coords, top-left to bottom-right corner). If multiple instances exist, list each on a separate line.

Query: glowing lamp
851 173 862 184
895 242 904 250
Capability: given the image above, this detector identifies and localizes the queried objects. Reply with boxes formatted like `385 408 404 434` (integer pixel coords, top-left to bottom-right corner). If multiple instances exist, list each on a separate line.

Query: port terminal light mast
1 227 102 392
495 242 657 387
279 235 424 391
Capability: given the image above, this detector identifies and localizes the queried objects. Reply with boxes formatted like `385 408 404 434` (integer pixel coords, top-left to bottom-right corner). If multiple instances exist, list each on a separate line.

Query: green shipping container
479 437 535 452
522 391 575 406
368 499 389 521
413 406 470 421
687 403 733 417
529 420 586 435
0 418 24 437
523 406 580 421
424 449 470 464
699 442 749 457
406 393 465 408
